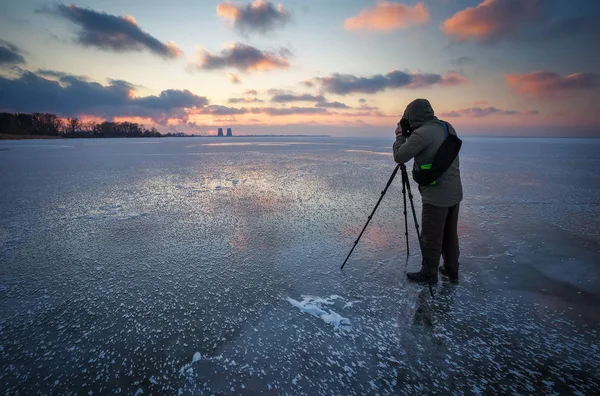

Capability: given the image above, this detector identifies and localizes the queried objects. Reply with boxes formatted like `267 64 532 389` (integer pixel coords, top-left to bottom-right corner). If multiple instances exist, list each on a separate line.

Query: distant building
217 128 223 137
226 128 232 137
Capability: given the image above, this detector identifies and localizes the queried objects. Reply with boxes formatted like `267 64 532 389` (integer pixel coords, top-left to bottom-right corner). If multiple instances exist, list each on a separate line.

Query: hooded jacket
393 99 463 207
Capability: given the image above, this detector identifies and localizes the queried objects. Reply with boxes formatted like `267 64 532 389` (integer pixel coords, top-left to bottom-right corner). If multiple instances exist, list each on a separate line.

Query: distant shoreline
189 134 331 138
0 134 331 140
0 134 66 140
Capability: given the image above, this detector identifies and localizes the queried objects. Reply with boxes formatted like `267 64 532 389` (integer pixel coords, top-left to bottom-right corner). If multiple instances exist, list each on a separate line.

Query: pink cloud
441 0 543 43
439 106 539 118
505 71 600 95
344 1 429 31
439 72 468 86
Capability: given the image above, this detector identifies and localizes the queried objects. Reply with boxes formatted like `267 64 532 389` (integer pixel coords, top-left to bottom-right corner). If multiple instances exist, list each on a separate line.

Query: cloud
315 101 351 109
439 72 468 86
302 79 314 87
344 1 429 31
316 70 468 95
505 71 600 96
439 106 539 118
36 69 89 81
450 56 475 66
217 0 290 34
254 106 329 116
271 93 325 103
200 105 246 115
343 110 392 118
192 43 290 72
40 4 182 58
440 111 462 118
267 88 286 96
0 39 26 65
441 0 545 43
245 89 258 96
0 70 207 123
358 98 367 103
228 72 242 84
534 15 600 41
134 89 208 111
443 1 599 45
408 72 468 88
228 97 263 104
358 104 379 111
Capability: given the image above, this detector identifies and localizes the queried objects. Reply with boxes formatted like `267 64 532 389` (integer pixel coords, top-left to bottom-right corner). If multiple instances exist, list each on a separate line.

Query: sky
0 0 599 136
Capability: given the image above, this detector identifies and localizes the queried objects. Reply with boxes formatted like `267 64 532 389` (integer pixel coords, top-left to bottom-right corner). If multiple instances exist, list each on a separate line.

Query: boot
439 266 458 283
406 270 438 284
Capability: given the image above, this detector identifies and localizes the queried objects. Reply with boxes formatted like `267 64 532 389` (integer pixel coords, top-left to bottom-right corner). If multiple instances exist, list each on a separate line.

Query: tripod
340 163 434 297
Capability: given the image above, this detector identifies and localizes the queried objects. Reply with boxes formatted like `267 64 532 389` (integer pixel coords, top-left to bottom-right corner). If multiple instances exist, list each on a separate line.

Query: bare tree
65 117 81 137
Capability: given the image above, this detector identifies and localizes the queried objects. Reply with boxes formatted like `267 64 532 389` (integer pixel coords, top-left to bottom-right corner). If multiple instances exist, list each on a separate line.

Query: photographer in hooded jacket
393 98 463 283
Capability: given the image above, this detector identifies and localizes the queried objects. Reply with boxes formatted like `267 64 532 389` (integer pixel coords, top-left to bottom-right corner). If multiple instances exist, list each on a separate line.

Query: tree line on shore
0 112 170 138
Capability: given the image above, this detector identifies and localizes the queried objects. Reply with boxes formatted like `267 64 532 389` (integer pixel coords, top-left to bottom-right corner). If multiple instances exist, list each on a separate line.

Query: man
393 98 463 283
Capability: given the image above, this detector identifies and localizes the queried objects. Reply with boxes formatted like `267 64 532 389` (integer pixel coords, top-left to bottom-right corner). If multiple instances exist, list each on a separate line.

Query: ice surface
0 136 599 395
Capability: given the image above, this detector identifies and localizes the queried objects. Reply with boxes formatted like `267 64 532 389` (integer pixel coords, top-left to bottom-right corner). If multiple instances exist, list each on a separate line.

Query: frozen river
1 136 599 394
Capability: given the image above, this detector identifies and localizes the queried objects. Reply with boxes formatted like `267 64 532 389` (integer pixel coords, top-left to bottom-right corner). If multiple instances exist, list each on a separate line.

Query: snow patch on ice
343 300 360 309
287 295 352 331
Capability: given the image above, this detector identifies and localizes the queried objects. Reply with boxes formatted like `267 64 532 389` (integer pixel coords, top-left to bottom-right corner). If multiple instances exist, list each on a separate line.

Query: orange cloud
228 73 242 84
165 41 184 58
122 15 137 25
439 72 468 86
344 1 429 31
216 2 240 20
505 71 600 96
441 0 543 42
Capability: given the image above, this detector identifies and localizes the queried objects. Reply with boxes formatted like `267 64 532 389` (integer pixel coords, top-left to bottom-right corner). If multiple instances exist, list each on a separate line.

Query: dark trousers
420 203 460 277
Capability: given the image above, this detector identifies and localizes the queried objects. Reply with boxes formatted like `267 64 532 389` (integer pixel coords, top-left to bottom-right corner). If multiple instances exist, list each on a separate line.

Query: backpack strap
442 121 449 138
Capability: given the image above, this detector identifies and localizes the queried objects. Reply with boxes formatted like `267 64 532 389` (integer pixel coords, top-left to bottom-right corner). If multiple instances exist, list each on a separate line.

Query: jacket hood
403 98 437 130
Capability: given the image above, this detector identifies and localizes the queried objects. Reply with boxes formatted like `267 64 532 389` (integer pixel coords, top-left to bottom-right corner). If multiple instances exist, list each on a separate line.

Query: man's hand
395 121 404 138
397 118 412 138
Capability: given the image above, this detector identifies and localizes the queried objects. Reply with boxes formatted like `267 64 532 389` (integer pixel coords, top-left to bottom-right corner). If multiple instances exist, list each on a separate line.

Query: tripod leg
402 173 409 256
341 164 401 269
401 165 434 297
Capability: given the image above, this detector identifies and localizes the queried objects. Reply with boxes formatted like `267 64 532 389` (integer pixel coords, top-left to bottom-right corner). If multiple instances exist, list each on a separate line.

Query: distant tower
217 128 223 137
226 128 232 137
